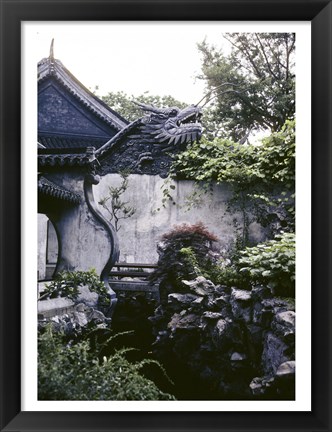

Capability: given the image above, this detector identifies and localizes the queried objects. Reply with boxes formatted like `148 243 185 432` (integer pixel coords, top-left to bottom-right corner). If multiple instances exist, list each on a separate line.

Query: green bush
205 263 251 290
172 120 295 239
238 231 295 296
38 325 175 401
150 222 218 289
41 269 109 307
205 232 295 297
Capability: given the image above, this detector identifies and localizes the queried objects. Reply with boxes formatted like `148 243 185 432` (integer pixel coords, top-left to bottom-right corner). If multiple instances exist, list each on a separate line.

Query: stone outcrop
38 302 112 334
149 276 295 400
38 285 111 333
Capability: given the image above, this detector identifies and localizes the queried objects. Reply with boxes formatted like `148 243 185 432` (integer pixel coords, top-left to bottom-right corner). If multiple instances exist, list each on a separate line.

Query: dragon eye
169 109 178 116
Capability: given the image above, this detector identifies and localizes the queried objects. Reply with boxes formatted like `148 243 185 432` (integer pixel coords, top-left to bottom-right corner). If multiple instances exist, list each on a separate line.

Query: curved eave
38 177 81 205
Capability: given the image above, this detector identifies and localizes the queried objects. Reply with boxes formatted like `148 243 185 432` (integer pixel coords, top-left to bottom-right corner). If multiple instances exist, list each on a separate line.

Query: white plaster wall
48 173 115 275
94 174 265 264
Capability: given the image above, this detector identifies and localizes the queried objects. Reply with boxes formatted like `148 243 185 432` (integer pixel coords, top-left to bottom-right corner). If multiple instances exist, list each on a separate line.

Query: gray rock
261 298 293 314
262 332 291 375
230 352 247 361
251 285 272 301
272 310 295 338
167 312 201 332
202 311 223 320
75 285 99 307
182 276 216 297
38 297 75 319
249 376 274 396
167 293 200 311
72 310 88 327
230 288 252 322
231 288 252 302
275 360 295 379
192 297 205 306
211 318 232 351
274 310 295 327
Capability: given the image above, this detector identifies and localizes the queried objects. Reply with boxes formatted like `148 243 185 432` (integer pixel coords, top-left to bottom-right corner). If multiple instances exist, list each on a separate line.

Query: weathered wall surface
94 174 265 263
38 172 117 278
38 173 266 277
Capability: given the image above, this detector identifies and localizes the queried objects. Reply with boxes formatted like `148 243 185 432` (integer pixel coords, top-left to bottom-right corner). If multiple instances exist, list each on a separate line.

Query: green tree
197 33 295 141
101 91 187 122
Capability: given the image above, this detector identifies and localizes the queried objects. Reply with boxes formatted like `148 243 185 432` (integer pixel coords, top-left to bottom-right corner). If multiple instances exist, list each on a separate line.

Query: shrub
204 232 295 297
38 325 175 401
237 232 295 296
172 120 296 241
205 264 251 290
41 269 110 307
150 222 218 290
98 170 136 232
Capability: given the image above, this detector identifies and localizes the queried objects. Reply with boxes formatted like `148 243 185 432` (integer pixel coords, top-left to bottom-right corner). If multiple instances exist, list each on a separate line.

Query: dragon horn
133 101 163 113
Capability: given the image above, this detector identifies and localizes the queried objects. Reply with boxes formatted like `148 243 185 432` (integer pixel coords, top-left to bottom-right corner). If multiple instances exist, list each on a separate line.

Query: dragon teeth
174 135 182 145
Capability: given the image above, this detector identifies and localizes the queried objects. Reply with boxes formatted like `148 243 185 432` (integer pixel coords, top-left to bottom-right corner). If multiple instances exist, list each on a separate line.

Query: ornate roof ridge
95 118 142 159
38 56 129 132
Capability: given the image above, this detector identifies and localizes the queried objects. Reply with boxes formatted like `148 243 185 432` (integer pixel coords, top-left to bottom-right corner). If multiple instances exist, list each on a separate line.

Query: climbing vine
171 120 295 244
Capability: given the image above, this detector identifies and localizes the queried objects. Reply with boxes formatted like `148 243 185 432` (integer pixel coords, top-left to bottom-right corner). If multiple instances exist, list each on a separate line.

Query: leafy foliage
98 170 136 232
173 120 295 239
41 269 109 307
238 232 295 296
38 325 175 401
174 120 295 187
101 91 187 122
208 232 295 297
197 33 295 141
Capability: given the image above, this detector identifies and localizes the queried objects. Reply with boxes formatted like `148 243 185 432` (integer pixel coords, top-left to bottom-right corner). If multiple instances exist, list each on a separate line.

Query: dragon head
136 102 203 147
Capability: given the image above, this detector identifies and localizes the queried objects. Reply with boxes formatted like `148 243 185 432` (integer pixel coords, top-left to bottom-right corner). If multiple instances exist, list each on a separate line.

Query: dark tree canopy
101 91 187 122
198 33 295 142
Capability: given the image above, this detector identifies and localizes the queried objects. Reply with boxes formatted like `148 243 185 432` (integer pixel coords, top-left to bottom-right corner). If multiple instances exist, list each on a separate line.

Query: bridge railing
109 262 160 301
109 262 158 279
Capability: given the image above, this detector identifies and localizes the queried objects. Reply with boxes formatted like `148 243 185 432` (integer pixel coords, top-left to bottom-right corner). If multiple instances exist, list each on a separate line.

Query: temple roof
38 53 128 133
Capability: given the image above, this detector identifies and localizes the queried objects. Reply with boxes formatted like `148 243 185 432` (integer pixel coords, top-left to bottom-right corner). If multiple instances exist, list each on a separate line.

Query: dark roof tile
38 177 81 204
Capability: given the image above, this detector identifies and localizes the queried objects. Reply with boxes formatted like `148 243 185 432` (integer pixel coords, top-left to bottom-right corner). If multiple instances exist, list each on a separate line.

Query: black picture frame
1 1 331 431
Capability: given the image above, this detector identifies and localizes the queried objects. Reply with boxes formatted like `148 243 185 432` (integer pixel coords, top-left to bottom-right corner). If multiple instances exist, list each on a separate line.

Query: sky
24 21 304 105
27 22 231 104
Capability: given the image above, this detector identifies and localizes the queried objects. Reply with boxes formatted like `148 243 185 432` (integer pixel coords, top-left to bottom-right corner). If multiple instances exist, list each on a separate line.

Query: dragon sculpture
95 102 203 178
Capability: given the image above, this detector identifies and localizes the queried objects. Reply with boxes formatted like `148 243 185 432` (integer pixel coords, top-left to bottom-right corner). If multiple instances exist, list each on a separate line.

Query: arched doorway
38 214 59 281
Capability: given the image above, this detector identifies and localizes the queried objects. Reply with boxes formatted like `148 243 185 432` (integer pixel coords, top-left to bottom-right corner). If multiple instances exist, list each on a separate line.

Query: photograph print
35 23 299 404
